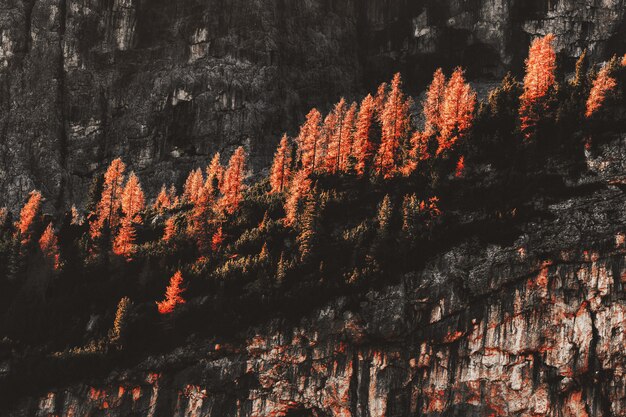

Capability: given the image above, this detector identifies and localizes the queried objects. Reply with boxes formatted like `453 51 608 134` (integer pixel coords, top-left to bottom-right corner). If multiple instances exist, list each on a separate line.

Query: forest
0 35 625 406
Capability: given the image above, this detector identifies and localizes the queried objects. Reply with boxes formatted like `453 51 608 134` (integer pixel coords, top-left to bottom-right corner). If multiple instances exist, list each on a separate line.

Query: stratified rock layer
5 135 626 416
0 0 624 210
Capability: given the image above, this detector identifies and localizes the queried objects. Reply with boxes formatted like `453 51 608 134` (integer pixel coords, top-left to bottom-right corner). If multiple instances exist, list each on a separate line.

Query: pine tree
324 98 347 174
16 190 43 246
154 185 172 213
375 73 412 178
39 222 60 270
219 147 247 214
353 94 375 177
283 170 312 227
205 153 224 197
269 134 292 194
211 226 224 252
423 68 447 135
339 102 357 172
298 109 323 174
110 296 132 344
183 168 204 204
519 34 557 138
438 68 476 155
91 158 126 239
586 64 617 118
113 172 145 258
162 217 177 242
156 270 186 314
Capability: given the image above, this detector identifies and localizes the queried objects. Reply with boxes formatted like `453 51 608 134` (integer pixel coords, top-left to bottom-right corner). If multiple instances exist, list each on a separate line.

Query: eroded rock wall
0 0 624 211
5 136 626 416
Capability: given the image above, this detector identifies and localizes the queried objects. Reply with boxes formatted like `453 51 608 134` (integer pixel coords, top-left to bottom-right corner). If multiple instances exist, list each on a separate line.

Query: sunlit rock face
5 136 626 416
0 0 624 211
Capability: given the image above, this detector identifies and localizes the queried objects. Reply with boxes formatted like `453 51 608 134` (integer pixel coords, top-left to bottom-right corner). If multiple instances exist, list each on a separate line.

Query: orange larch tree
339 102 357 172
403 131 430 176
205 153 224 196
353 94 376 177
16 190 43 245
437 67 476 155
374 81 388 116
183 168 204 204
219 147 247 215
375 73 412 178
455 156 466 178
319 111 338 172
91 158 126 239
284 170 312 227
585 64 617 118
423 68 447 135
113 172 145 258
156 270 186 314
269 134 292 194
211 226 224 252
162 217 177 242
519 34 557 138
154 185 171 213
298 109 323 174
187 186 214 252
39 222 60 269
324 98 347 174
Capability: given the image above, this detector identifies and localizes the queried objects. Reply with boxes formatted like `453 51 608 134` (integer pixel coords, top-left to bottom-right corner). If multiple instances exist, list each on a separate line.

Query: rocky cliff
0 0 625 211
3 129 626 416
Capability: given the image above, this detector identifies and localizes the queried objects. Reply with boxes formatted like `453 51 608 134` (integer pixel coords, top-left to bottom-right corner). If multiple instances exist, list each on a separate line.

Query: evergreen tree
156 271 186 314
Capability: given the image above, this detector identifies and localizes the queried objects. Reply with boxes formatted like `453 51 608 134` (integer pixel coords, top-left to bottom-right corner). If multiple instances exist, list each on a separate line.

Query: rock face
0 0 625 211
4 135 626 416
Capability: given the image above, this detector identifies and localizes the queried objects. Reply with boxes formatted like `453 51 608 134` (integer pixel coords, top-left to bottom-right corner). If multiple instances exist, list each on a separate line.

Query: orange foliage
353 94 375 177
438 68 476 155
205 153 224 196
283 170 312 227
622 54 626 67
269 134 292 193
373 81 388 116
16 190 42 245
113 172 145 258
586 64 617 117
156 270 186 314
154 185 171 212
339 102 357 172
39 222 60 269
183 168 204 204
211 226 224 252
375 73 412 178
219 147 247 214
423 68 447 135
188 186 214 252
324 98 347 174
162 217 177 242
455 156 465 178
298 109 323 174
519 34 556 138
404 131 430 176
91 158 126 239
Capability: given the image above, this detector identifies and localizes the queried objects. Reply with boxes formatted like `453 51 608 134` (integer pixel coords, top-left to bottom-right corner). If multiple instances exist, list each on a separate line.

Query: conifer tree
375 73 412 178
339 102 357 172
374 82 388 116
211 226 224 252
376 194 393 241
16 190 43 246
219 147 247 214
423 68 447 135
455 156 465 178
438 68 476 155
586 64 617 118
298 109 323 174
353 94 375 176
276 252 288 284
188 186 213 252
205 153 224 197
91 158 126 239
39 222 60 269
403 131 430 176
269 134 292 194
519 34 556 138
156 270 186 314
401 193 419 243
297 194 318 263
283 170 312 227
110 296 132 344
324 98 347 174
183 168 204 204
162 217 177 242
154 185 172 213
113 172 145 258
